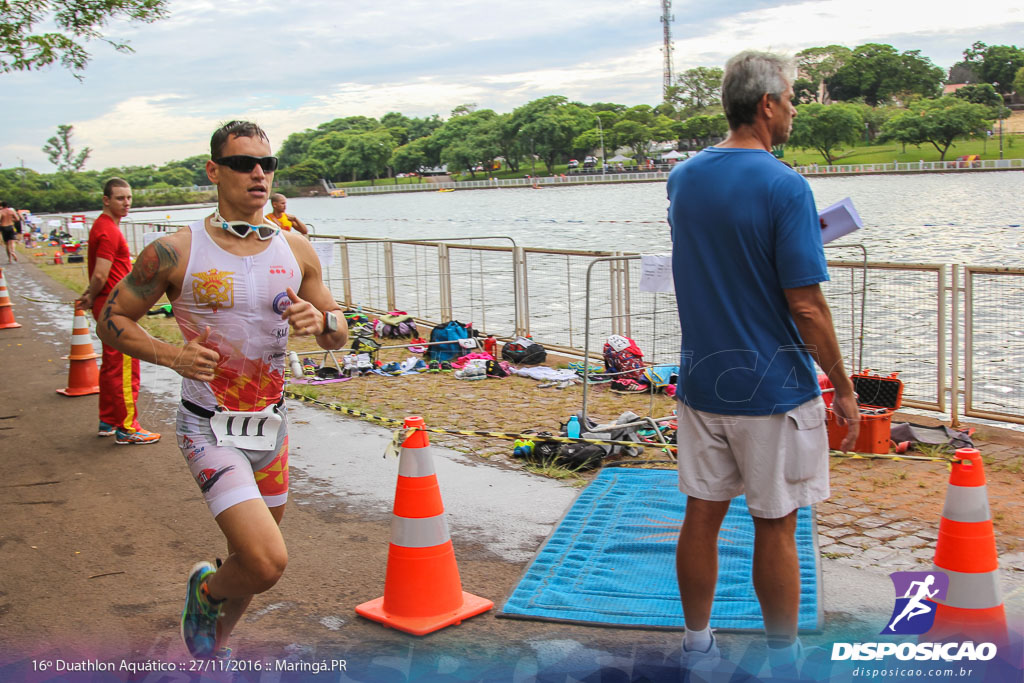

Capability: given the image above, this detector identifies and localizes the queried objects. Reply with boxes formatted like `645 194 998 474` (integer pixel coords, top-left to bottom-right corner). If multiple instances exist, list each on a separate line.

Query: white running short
176 403 290 518
675 397 829 519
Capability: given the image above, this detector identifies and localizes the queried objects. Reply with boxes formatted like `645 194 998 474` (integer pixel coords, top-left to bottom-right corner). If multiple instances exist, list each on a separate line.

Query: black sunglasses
213 155 279 173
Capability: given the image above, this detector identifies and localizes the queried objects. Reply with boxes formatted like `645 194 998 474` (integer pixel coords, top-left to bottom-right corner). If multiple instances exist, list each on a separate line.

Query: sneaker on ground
763 638 823 681
181 561 221 659
681 632 722 682
115 428 162 445
98 421 116 437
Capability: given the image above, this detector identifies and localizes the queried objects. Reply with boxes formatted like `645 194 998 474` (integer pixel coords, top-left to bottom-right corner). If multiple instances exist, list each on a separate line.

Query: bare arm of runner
75 257 113 310
287 214 309 236
784 282 860 451
95 235 220 382
281 231 347 350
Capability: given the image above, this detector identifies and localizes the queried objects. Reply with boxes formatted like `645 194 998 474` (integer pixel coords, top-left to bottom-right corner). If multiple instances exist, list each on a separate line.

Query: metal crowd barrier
51 219 1024 426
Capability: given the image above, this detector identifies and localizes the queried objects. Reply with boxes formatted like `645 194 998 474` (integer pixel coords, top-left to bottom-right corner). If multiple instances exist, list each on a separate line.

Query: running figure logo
883 571 949 634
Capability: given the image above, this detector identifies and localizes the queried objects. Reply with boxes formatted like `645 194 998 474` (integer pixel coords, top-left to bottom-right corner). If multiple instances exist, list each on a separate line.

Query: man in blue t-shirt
667 51 859 676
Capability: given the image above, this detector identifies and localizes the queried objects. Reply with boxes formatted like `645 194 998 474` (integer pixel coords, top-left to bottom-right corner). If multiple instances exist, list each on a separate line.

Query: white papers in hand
818 197 863 244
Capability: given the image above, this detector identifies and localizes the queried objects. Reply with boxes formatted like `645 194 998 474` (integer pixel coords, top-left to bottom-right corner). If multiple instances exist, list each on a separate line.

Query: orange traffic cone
0 268 22 329
356 416 493 635
56 308 100 397
928 448 1007 644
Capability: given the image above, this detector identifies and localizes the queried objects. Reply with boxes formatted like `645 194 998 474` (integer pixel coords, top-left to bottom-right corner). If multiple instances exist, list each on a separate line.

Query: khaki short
675 397 829 518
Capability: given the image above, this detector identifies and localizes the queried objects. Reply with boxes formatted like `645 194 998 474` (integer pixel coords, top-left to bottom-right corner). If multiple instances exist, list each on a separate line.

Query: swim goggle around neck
212 209 279 241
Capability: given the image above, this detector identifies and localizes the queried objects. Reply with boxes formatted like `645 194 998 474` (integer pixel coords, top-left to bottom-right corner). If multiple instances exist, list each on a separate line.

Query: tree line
277 40 1022 180
6 40 1023 212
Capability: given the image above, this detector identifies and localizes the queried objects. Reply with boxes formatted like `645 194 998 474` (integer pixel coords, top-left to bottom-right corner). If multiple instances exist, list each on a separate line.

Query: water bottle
566 415 581 439
289 352 303 378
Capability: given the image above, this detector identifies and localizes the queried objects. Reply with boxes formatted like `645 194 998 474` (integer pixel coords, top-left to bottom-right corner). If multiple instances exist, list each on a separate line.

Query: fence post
383 241 397 311
338 238 352 306
609 254 621 335
963 267 974 427
937 265 947 413
620 252 633 339
437 243 452 323
950 264 960 428
514 246 530 337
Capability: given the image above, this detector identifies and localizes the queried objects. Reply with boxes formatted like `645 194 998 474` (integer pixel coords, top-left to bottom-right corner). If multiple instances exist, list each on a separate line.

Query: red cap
402 415 430 449
950 448 986 487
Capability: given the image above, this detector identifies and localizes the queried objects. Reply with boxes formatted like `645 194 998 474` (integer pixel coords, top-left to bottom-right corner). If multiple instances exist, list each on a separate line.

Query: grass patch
288 385 322 401
784 134 1023 166
821 551 852 560
915 443 954 459
994 456 1023 474
520 453 588 481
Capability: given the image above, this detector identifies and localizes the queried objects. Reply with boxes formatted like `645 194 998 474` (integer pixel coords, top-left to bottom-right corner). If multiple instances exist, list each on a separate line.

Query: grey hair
721 51 794 129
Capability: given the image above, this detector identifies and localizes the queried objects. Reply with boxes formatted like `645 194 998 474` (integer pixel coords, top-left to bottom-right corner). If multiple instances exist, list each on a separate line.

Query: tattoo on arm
101 288 119 321
125 241 178 299
106 319 124 338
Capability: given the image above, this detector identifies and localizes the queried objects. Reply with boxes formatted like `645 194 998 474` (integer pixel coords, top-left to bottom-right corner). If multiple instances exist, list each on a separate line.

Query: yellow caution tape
283 390 673 450
828 449 960 463
283 391 956 463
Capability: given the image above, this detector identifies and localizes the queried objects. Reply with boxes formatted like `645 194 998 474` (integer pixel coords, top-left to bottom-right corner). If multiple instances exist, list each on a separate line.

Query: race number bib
209 404 282 451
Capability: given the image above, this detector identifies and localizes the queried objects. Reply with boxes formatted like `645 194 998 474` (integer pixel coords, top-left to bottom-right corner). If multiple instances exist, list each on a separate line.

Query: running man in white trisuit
888 574 940 631
97 120 348 660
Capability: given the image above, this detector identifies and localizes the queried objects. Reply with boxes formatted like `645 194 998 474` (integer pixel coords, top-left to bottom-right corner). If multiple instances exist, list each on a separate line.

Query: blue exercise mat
499 467 822 631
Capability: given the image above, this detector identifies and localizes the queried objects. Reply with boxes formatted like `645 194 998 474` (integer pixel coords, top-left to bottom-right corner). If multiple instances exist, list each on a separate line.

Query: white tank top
173 220 302 411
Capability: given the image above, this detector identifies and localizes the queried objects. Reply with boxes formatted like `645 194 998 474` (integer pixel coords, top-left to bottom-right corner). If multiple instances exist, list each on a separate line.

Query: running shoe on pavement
115 428 162 445
98 421 116 437
181 561 222 659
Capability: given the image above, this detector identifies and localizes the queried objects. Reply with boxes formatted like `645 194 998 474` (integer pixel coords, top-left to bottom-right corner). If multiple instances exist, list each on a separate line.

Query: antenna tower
660 0 674 102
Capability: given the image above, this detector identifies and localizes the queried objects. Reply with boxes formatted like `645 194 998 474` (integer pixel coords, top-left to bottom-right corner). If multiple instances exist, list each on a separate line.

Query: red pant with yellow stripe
92 296 141 432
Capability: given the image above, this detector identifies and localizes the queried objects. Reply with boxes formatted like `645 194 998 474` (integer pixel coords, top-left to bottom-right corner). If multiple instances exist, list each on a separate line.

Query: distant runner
1 201 19 263
265 193 309 236
97 121 347 660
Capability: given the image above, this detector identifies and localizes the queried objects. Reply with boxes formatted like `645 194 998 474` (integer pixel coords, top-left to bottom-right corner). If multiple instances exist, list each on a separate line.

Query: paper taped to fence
639 254 674 292
142 232 164 248
311 240 335 268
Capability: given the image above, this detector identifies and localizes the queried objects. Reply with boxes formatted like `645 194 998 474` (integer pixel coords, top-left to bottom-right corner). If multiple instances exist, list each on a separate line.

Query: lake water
151 171 1024 265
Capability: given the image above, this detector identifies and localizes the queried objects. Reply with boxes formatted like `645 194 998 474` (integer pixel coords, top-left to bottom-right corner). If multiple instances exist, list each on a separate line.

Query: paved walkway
1 259 1021 682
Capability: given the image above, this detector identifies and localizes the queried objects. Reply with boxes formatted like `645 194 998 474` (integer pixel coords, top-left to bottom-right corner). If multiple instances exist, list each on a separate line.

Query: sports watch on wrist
322 311 339 334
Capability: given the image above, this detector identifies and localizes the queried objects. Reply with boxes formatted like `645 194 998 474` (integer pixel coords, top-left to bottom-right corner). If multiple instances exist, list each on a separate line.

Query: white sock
684 626 713 652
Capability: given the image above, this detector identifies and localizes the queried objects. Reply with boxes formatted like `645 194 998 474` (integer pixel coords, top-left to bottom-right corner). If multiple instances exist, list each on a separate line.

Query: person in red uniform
75 178 161 445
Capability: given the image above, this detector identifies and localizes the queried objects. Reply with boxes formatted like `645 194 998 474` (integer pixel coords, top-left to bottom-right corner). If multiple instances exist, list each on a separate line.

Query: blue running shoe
98 421 116 437
181 561 221 659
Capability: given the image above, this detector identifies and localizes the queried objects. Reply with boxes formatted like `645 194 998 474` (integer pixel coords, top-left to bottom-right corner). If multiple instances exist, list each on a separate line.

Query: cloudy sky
3 0 1022 171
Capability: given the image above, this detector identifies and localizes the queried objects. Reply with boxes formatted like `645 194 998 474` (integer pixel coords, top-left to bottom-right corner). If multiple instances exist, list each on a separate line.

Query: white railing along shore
339 159 1023 195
